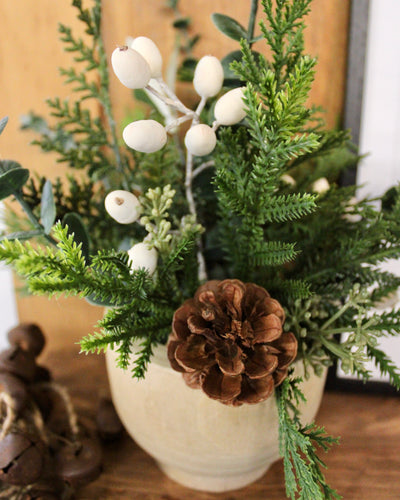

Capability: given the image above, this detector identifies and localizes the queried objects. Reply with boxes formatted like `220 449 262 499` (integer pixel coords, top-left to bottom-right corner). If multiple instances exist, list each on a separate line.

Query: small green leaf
133 89 156 108
0 161 30 200
0 229 44 242
0 116 8 136
173 17 191 29
221 49 262 81
177 57 198 82
211 13 248 41
221 50 245 81
62 212 90 263
250 34 264 43
166 0 178 9
40 180 56 234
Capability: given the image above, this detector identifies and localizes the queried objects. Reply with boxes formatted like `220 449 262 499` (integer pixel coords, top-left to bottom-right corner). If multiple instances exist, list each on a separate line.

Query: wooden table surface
42 344 400 500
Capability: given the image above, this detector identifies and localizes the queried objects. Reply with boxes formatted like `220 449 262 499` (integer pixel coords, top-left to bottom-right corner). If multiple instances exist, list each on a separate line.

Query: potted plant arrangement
1 0 400 497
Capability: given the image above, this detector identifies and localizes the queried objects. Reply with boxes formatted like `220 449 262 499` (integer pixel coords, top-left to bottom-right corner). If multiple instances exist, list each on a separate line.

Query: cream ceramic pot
106 344 327 493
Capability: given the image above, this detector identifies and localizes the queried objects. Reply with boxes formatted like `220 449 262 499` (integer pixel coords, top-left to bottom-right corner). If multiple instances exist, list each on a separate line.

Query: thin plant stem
13 192 58 246
193 160 215 179
185 151 207 282
147 83 194 116
165 113 194 133
320 300 353 331
95 13 130 190
248 0 259 44
194 96 207 124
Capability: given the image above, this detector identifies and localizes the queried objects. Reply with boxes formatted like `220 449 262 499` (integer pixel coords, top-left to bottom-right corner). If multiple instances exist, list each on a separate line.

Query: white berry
184 124 217 156
105 190 141 224
312 177 330 194
280 174 296 186
129 36 163 78
214 87 247 125
111 46 151 89
128 242 158 274
193 56 224 98
123 120 167 153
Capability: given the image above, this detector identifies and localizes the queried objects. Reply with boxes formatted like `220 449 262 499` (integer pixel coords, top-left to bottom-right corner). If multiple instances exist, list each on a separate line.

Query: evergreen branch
367 345 400 390
264 193 317 222
251 241 299 266
276 377 340 500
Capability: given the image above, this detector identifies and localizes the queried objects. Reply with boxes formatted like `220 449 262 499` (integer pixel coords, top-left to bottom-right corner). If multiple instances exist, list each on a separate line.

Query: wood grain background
0 0 350 342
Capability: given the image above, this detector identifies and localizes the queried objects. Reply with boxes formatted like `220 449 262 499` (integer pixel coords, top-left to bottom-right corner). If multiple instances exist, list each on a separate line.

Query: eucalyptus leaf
85 293 116 307
62 212 90 263
134 89 157 108
40 180 56 234
0 116 8 136
0 229 44 242
173 17 191 29
177 57 198 82
211 13 248 42
221 49 263 84
0 162 29 200
250 34 264 43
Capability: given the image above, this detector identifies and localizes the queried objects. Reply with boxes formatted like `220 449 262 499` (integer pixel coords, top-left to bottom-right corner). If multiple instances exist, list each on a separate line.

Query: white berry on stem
129 36 163 78
193 56 224 99
184 124 217 157
105 190 141 224
111 46 151 89
312 177 330 194
214 87 247 126
123 120 167 153
128 242 158 275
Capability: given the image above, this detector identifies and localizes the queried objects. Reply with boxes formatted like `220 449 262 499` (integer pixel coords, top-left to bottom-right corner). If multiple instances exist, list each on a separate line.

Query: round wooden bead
0 432 46 486
96 397 123 441
0 346 37 381
33 364 52 383
54 434 102 488
7 323 45 357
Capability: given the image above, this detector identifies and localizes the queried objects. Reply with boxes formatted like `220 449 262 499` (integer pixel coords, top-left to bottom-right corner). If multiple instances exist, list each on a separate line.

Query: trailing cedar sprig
276 377 341 500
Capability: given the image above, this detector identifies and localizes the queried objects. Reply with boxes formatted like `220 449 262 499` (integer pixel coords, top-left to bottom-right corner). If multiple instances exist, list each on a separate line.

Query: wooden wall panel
0 0 350 339
102 0 350 129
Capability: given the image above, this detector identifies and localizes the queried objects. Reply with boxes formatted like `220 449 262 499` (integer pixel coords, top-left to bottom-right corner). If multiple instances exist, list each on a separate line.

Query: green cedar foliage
276 377 341 500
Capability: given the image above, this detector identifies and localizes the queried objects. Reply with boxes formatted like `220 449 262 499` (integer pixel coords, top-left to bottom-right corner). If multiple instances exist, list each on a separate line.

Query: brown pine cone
167 279 297 406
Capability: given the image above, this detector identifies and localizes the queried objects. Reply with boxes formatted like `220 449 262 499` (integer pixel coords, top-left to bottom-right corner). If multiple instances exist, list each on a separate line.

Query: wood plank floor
42 345 400 500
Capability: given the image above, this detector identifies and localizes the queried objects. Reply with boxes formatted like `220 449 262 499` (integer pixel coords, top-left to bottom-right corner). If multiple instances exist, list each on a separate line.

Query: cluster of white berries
111 37 247 157
104 190 157 274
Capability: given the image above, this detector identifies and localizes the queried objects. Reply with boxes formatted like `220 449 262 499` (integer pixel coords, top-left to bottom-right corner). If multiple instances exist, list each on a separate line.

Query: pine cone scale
245 346 279 379
215 343 245 376
252 313 283 343
202 365 242 402
237 374 275 405
174 334 213 372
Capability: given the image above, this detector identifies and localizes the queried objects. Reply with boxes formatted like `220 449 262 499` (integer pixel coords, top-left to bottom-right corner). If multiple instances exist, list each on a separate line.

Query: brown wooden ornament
54 433 103 488
0 346 37 382
7 323 46 357
0 432 46 486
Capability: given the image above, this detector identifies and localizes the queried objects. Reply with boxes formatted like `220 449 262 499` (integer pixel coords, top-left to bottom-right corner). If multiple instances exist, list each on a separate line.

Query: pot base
158 460 270 493
106 344 327 493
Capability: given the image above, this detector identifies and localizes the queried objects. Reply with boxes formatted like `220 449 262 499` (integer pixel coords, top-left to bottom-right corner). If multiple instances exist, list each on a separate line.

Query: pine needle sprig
260 0 312 88
367 345 400 390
